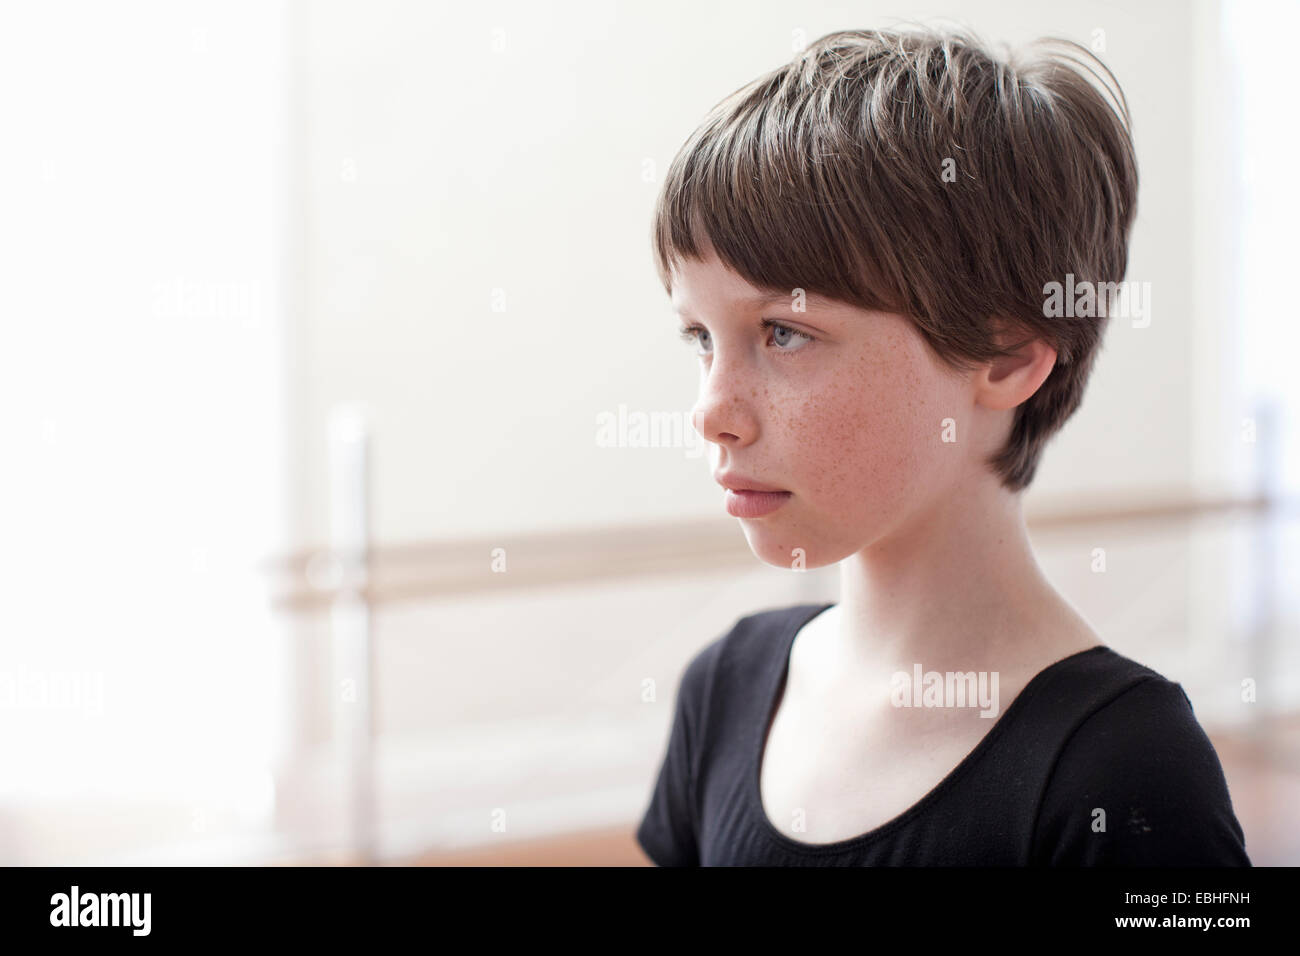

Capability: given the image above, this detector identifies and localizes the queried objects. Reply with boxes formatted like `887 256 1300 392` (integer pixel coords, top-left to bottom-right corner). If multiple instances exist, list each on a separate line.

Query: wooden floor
396 825 651 867
288 720 1300 867
1196 717 1300 866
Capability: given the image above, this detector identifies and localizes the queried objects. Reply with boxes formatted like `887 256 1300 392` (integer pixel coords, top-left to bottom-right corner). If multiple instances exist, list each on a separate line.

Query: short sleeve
1032 677 1251 866
635 638 720 867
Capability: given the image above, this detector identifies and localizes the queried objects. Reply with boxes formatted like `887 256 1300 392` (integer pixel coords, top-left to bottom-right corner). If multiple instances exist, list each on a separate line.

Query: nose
690 352 758 448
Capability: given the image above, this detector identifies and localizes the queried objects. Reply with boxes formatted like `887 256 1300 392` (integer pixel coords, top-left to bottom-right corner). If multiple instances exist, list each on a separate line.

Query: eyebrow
675 290 821 319
742 291 802 306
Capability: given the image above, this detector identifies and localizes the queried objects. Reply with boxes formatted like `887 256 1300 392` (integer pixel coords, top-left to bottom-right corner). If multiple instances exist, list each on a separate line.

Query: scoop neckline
749 601 1111 855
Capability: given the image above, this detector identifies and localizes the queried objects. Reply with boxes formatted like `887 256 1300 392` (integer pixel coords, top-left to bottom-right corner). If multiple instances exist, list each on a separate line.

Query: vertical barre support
328 404 374 863
1248 398 1279 753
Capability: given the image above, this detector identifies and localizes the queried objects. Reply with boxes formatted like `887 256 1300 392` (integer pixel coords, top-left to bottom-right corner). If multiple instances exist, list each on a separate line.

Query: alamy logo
1042 273 1150 327
594 404 705 458
49 885 151 936
890 664 1000 718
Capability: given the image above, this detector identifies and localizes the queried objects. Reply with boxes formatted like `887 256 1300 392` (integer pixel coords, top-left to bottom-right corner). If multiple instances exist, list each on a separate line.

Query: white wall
0 0 291 863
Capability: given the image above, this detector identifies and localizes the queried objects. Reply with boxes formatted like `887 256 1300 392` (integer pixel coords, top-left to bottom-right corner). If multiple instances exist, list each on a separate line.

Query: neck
829 475 1066 675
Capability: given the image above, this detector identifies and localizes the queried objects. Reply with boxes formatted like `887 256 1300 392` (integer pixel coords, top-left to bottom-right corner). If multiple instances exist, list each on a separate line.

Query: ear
975 320 1057 412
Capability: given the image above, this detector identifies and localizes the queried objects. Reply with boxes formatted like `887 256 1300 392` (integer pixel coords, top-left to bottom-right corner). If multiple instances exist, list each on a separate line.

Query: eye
764 319 813 353
677 324 711 355
676 320 814 357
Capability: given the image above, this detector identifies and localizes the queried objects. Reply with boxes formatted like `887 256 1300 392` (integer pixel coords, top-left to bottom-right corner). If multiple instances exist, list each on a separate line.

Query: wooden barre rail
265 490 1282 612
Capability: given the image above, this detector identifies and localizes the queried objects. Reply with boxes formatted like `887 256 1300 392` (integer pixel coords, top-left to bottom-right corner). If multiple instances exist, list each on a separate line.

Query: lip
713 473 792 518
723 488 792 519
713 472 789 494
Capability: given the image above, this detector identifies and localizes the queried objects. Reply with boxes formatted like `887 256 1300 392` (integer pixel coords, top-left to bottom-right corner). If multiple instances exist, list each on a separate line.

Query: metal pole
329 404 374 863
1248 398 1279 759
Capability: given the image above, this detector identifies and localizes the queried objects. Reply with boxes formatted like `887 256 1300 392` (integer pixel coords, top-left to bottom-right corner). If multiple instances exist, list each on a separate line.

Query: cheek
781 340 957 506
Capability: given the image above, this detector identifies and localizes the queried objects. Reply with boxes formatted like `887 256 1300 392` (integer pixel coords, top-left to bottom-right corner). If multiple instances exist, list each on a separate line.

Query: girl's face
671 248 979 569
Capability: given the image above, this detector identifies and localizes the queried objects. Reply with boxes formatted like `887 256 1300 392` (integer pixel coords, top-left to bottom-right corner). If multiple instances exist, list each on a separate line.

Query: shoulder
1032 651 1250 865
673 602 827 715
635 602 824 867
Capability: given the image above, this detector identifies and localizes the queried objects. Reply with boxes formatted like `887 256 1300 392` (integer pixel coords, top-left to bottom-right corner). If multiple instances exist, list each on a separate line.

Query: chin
738 523 849 572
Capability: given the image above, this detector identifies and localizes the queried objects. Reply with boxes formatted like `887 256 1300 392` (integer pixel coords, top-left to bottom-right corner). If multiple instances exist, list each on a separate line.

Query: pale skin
669 244 1104 845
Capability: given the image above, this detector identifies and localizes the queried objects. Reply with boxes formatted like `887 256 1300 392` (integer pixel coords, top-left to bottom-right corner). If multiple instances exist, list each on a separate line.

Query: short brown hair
652 27 1138 491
